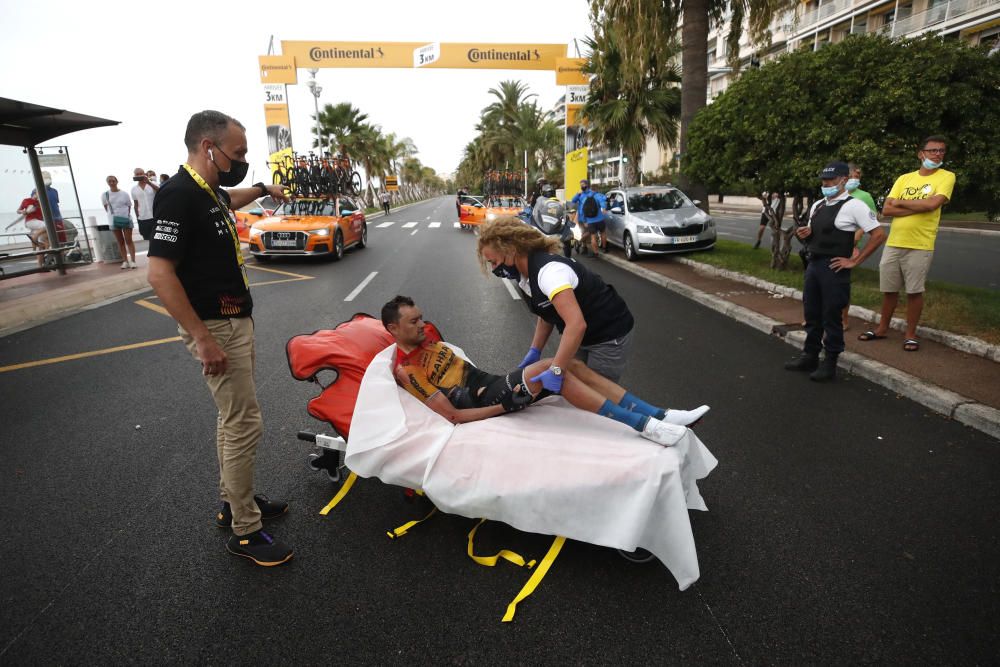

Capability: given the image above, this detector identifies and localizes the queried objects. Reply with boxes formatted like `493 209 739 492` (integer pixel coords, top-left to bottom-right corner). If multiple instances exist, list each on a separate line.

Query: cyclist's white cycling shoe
641 417 686 447
663 404 710 427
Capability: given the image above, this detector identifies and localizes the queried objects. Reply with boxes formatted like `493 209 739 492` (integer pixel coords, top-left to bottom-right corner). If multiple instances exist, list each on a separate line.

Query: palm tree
314 102 369 159
581 29 681 186
592 0 797 204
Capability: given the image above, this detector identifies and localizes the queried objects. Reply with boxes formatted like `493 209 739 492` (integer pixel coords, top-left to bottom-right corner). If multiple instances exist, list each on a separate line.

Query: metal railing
875 0 999 36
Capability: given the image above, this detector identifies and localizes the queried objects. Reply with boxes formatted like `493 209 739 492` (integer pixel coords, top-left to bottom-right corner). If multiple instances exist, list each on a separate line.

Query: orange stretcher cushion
286 313 441 439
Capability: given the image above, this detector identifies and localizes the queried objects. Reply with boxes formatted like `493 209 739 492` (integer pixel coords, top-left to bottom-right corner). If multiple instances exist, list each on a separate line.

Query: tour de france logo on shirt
902 183 935 199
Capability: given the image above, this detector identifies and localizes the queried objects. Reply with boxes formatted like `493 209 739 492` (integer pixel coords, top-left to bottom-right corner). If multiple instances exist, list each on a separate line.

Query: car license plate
271 239 297 247
673 235 697 244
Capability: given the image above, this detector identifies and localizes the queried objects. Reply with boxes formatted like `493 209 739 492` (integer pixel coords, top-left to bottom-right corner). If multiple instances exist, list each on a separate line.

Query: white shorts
26 219 45 231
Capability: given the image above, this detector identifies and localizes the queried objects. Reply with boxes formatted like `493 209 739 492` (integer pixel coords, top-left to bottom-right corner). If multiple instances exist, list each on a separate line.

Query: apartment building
578 0 999 185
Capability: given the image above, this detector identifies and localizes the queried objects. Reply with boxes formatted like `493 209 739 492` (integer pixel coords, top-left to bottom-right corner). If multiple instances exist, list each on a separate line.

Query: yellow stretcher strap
502 535 566 623
466 519 536 569
386 507 438 539
319 471 357 516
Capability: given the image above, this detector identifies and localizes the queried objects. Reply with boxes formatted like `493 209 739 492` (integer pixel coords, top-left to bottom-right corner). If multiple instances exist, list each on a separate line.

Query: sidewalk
597 249 1000 440
1 216 997 440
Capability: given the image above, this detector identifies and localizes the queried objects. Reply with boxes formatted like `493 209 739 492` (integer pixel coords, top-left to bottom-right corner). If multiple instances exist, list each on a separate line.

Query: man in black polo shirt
148 110 293 566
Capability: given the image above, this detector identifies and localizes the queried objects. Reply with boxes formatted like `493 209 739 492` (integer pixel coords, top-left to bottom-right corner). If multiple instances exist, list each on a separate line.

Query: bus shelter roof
0 97 119 147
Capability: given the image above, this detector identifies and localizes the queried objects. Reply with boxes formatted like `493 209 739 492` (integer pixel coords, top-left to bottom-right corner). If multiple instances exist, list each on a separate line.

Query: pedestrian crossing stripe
453 222 460 228
377 221 394 228
403 222 418 228
429 222 441 228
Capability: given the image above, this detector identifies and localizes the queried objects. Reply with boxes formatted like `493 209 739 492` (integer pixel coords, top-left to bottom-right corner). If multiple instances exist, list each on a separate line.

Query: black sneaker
226 530 293 567
215 494 288 528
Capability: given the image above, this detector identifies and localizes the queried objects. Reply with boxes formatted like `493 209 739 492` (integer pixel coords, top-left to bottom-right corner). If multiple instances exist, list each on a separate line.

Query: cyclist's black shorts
445 367 548 410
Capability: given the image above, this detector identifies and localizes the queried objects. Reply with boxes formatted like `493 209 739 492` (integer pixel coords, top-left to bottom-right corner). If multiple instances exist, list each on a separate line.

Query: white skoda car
604 186 716 260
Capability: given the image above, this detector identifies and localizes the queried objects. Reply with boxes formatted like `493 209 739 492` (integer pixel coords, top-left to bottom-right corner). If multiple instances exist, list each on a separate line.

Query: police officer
784 162 886 382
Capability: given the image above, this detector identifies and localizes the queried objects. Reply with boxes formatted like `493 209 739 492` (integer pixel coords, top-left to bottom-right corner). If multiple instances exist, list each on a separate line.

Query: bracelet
253 182 268 198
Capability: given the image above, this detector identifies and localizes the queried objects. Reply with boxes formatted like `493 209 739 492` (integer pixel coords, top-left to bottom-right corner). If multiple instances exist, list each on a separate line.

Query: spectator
102 175 137 269
841 163 877 330
7 191 45 266
784 161 886 382
146 109 293 567
33 173 67 265
131 167 158 241
146 170 160 188
858 136 955 352
159 173 170 185
380 189 391 215
754 192 781 249
570 179 608 256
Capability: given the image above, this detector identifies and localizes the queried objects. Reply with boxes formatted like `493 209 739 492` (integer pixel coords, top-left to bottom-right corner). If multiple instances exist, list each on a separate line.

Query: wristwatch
253 182 269 199
550 365 562 376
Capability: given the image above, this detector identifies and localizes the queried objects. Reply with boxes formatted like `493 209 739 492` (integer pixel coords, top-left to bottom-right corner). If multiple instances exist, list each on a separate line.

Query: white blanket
346 344 718 590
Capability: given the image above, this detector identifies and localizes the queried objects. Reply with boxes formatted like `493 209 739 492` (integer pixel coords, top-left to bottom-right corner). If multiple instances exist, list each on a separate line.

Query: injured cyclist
381 295 710 447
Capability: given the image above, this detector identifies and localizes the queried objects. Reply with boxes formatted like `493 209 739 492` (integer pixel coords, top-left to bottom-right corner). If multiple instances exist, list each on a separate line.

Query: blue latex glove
518 347 541 369
530 367 563 394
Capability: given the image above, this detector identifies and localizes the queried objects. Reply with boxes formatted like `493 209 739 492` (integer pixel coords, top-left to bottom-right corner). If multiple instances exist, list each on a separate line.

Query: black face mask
492 263 520 281
210 146 249 187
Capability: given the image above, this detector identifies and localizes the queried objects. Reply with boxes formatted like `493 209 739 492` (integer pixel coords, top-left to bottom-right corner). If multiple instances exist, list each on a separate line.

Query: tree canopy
685 35 1000 217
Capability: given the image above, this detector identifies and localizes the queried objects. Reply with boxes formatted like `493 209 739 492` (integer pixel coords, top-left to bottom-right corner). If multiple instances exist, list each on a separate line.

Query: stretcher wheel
617 547 656 564
307 451 345 483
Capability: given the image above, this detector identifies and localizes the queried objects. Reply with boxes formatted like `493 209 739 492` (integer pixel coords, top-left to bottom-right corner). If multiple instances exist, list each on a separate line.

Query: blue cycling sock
599 400 647 431
618 392 666 421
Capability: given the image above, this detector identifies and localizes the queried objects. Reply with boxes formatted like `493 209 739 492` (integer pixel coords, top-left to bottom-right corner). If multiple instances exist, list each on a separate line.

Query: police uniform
799 192 879 362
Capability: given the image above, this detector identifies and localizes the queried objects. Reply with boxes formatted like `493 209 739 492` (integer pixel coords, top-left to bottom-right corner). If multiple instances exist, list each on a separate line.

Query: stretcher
287 314 718 620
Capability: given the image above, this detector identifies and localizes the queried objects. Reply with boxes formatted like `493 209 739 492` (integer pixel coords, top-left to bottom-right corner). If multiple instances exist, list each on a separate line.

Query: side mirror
249 208 264 215
610 206 623 215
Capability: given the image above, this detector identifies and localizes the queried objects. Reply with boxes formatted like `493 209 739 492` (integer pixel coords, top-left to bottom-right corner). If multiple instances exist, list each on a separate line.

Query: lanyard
182 163 247 288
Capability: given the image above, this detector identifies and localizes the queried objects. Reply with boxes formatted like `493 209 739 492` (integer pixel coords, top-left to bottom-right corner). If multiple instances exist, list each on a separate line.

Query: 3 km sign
258 40 589 189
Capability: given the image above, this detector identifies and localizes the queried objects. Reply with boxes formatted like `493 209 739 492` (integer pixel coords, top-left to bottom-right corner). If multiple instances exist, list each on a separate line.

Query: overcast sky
1 0 593 215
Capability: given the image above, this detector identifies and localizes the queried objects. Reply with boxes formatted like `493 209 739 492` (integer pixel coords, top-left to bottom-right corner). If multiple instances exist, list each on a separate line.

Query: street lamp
306 68 323 151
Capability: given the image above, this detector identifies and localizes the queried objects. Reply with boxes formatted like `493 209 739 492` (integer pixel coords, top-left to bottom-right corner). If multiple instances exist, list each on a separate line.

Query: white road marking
403 222 418 228
453 222 460 228
344 271 378 302
501 278 521 300
377 221 395 228
429 222 441 228
718 232 739 237
411 229 419 236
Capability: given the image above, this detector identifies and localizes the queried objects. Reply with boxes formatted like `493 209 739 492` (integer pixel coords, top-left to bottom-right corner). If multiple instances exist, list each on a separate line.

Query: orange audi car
458 195 525 230
246 197 368 261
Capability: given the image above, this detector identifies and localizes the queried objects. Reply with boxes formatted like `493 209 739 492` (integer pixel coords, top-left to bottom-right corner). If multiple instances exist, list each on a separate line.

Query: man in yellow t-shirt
858 136 955 352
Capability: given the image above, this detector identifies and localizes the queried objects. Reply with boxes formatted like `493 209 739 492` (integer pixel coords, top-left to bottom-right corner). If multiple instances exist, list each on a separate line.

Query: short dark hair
184 110 245 152
921 135 947 149
381 295 415 328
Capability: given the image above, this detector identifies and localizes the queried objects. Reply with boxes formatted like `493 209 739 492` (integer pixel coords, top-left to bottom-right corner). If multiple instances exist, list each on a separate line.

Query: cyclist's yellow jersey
394 341 472 403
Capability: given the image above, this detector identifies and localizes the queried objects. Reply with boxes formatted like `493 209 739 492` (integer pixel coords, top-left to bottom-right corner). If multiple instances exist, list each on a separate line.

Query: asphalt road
2 196 998 664
712 212 1000 290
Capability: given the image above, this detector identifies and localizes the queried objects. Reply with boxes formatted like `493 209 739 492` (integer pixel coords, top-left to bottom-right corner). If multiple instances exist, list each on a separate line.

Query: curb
671 256 1000 363
600 253 1000 441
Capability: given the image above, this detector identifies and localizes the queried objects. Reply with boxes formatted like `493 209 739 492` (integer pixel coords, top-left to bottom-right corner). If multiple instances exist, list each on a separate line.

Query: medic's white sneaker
641 417 686 447
663 404 710 426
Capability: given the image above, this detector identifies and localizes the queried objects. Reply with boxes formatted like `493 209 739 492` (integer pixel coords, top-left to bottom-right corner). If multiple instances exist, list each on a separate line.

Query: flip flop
903 339 920 352
857 331 887 341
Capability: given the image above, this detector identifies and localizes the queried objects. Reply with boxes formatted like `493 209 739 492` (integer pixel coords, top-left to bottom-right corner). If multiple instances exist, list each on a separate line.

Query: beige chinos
180 317 263 536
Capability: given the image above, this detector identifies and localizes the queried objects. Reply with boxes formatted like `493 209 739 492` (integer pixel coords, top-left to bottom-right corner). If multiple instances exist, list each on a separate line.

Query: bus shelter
0 97 118 278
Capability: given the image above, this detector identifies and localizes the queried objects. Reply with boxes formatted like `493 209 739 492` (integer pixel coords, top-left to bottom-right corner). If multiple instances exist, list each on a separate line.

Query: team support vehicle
246 196 368 261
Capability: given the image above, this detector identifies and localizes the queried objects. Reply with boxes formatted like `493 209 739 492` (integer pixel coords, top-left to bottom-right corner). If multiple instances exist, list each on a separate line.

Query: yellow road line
248 278 315 288
245 264 314 280
0 336 183 374
134 298 170 316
